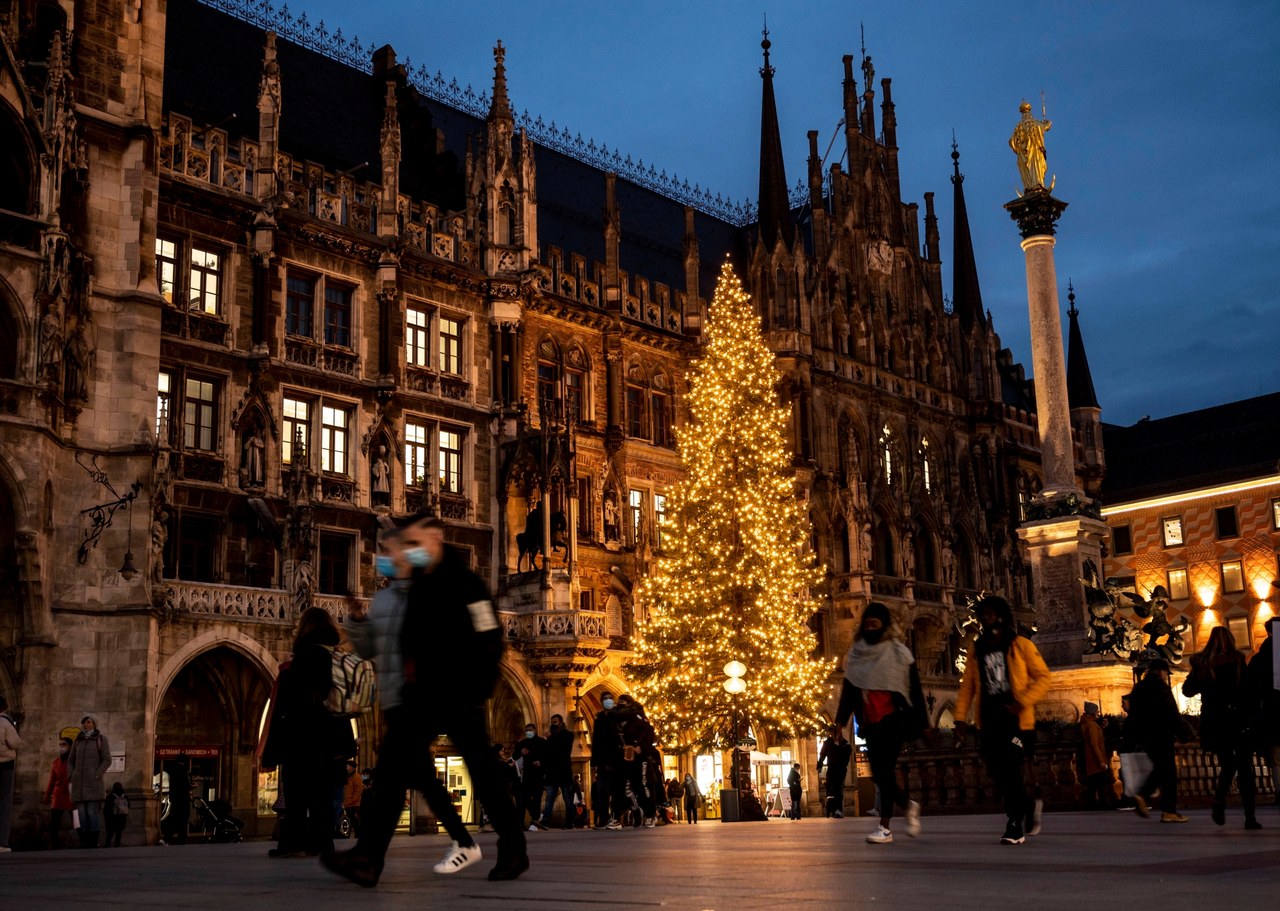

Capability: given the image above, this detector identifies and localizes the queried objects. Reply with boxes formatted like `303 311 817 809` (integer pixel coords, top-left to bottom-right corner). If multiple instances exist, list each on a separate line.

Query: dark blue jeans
540 780 574 827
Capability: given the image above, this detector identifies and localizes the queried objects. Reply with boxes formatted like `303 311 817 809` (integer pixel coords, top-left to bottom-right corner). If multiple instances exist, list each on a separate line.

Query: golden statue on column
1010 100 1052 192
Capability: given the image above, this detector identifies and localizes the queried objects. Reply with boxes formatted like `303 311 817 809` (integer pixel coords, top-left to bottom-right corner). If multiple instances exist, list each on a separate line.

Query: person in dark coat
539 714 575 829
837 602 927 843
67 713 112 848
1183 626 1261 829
614 694 658 827
322 515 526 887
261 607 356 857
591 693 623 828
103 781 128 847
513 722 547 829
816 724 854 818
787 763 804 820
1128 658 1188 823
163 754 191 845
1245 616 1279 809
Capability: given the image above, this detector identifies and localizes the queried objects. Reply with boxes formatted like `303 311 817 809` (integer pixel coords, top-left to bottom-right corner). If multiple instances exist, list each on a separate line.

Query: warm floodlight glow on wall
1197 585 1217 608
1253 577 1274 600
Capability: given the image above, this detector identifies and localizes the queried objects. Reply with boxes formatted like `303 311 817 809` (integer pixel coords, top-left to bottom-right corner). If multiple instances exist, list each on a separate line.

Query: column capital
1004 188 1068 239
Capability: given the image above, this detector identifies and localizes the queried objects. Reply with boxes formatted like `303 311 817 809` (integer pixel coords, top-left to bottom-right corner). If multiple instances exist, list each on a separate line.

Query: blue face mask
404 546 433 569
525 730 535 739
602 699 615 711
375 555 397 577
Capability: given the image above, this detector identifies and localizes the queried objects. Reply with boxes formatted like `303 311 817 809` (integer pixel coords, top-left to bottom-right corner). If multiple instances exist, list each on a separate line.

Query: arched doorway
155 646 273 837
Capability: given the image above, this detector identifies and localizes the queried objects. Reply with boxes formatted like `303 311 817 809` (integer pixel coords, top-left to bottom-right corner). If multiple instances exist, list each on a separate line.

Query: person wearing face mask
954 594 1051 844
323 514 527 887
836 602 927 844
512 723 547 830
43 738 75 849
590 693 623 828
539 714 575 830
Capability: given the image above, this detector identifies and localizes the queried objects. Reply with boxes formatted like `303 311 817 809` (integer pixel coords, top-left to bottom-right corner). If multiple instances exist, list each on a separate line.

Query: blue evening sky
248 0 1280 425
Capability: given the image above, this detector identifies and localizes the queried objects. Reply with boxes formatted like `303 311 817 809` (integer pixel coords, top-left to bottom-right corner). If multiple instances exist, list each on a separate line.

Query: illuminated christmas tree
629 261 833 752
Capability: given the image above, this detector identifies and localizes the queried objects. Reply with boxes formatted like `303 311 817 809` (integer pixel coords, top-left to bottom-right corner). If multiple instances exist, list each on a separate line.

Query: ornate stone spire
1066 282 1099 410
489 39 513 122
950 140 985 332
756 25 793 248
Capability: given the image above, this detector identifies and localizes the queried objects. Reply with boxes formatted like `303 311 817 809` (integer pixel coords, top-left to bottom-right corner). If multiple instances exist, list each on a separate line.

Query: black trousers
280 755 344 854
789 785 803 819
614 758 655 822
358 703 524 865
979 724 1035 824
824 765 849 816
1214 739 1257 814
1139 743 1178 813
1085 770 1114 809
864 720 908 822
684 794 698 823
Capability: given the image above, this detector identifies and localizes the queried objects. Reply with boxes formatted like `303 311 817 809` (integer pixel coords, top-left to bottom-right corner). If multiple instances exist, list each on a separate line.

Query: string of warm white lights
628 261 834 754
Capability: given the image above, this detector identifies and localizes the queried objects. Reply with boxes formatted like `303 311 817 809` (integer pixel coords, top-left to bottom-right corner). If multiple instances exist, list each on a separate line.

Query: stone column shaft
1020 234 1076 495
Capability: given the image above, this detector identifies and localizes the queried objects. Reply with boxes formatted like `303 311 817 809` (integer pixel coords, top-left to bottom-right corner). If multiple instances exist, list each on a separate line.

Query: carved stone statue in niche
860 521 873 571
941 541 957 586
150 510 168 587
241 423 266 488
39 307 63 384
900 530 915 579
371 445 391 505
603 488 619 542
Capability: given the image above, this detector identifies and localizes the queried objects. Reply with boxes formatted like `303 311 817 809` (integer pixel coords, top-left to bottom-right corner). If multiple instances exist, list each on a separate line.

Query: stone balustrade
163 580 292 623
501 609 610 643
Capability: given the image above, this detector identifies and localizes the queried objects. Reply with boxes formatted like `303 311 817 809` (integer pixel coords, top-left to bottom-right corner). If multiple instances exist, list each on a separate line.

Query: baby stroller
192 795 244 843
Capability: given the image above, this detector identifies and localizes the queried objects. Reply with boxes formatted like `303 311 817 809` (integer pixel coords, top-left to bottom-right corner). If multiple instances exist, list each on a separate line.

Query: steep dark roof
755 36 794 249
164 0 744 301
949 146 984 332
1066 296 1099 410
1101 392 1280 503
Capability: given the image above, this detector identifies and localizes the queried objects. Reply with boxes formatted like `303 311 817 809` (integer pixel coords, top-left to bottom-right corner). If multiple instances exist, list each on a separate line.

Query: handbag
1118 751 1153 797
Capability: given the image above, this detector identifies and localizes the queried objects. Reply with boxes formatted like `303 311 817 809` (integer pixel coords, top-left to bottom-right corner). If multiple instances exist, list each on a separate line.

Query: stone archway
154 644 274 836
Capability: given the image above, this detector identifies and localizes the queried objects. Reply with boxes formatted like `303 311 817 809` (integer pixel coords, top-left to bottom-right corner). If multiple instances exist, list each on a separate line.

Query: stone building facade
0 0 1101 842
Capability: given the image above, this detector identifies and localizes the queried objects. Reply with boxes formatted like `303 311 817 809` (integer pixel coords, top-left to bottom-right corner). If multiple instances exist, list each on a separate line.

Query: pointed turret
756 27 793 249
477 40 535 276
1066 282 1105 486
950 140 985 332
255 31 282 201
1065 283 1099 410
489 38 513 123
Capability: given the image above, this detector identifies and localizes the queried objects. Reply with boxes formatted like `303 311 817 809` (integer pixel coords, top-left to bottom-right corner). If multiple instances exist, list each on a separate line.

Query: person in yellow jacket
954 595 1051 844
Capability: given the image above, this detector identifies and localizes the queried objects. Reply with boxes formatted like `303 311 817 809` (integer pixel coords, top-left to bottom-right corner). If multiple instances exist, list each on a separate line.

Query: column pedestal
1018 514 1109 668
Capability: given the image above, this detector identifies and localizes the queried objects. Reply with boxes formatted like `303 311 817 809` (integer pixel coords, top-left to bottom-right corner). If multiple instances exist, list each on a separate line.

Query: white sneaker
528 824 538 832
0 846 12 853
604 819 624 830
433 841 482 875
905 800 921 837
643 817 656 828
865 824 893 844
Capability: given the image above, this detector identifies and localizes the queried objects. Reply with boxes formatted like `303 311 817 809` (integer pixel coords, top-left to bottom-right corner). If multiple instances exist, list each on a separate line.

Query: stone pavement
2 808 1277 910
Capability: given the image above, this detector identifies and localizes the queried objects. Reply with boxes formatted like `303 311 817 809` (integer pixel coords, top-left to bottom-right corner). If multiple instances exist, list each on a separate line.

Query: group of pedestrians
590 692 668 829
511 715 578 830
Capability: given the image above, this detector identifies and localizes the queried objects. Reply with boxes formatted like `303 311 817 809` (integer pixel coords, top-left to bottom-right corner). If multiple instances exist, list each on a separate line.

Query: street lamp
722 660 747 820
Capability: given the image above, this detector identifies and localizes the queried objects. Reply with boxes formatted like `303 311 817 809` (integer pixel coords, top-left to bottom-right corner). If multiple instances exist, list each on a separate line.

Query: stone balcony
162 580 369 626
499 608 611 686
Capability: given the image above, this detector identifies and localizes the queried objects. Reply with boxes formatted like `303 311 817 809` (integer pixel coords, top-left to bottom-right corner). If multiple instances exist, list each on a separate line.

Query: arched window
879 424 894 486
919 437 934 494
564 344 590 425
650 372 672 447
914 520 936 583
874 515 895 577
774 267 790 328
625 363 647 439
537 338 561 424
496 183 516 245
832 518 850 574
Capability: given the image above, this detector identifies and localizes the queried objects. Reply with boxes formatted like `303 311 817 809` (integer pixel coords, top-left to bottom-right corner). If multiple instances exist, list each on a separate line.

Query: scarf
844 637 914 703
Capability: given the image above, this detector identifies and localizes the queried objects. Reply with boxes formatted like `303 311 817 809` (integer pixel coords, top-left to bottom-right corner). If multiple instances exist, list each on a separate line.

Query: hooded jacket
68 717 112 802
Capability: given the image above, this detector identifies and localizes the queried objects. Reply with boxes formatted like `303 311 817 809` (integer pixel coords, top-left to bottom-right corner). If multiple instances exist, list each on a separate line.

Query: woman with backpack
261 608 355 857
1182 626 1262 830
68 713 112 848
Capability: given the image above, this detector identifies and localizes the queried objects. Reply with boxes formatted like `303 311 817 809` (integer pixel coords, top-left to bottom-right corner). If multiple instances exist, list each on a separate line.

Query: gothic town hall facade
0 0 1102 842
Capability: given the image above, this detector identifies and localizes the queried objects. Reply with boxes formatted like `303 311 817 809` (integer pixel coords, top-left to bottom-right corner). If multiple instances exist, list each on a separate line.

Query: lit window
324 284 353 348
286 274 315 337
1272 498 1280 531
188 247 221 314
438 429 462 494
439 316 462 375
404 420 429 487
1227 615 1251 650
282 397 310 465
880 424 893 485
157 370 172 441
1161 516 1183 547
406 306 430 368
321 405 349 475
629 489 645 544
920 438 932 493
156 238 178 303
1221 560 1245 594
1167 568 1189 600
183 377 216 451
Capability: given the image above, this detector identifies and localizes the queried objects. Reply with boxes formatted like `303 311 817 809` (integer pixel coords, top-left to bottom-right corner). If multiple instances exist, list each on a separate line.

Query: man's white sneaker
865 824 893 844
433 841 482 875
643 817 656 828
604 819 624 830
904 800 921 837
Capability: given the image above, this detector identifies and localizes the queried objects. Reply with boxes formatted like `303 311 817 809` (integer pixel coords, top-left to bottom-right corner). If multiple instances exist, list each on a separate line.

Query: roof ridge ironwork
199 0 783 225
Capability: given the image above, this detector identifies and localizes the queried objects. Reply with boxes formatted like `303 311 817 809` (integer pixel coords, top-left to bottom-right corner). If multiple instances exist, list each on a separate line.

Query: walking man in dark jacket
323 515 527 886
539 714 575 829
816 724 854 818
591 693 623 828
513 722 547 829
1129 658 1189 823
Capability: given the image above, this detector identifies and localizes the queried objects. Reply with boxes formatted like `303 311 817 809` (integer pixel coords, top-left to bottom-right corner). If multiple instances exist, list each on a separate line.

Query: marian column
1005 102 1110 673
